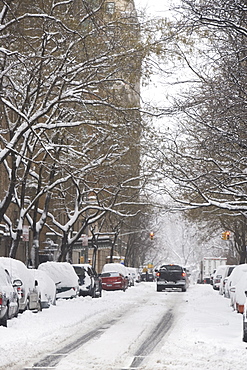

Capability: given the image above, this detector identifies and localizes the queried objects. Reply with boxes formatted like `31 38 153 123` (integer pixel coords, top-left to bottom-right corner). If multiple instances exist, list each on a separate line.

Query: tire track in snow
125 309 174 369
23 290 180 370
23 317 119 369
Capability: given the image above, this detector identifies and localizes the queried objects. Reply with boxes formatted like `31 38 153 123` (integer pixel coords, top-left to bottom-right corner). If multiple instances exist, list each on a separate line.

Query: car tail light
17 287 24 297
181 272 186 277
0 293 2 305
156 272 160 277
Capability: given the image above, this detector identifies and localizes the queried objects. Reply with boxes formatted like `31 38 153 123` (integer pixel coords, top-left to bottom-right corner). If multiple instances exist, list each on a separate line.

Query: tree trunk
9 230 22 259
58 234 69 262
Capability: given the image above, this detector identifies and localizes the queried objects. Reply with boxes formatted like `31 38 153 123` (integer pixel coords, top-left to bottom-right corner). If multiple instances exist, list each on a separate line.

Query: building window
105 2 115 14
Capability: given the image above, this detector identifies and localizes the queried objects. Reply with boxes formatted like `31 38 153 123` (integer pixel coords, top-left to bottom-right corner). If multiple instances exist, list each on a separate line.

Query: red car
100 271 128 291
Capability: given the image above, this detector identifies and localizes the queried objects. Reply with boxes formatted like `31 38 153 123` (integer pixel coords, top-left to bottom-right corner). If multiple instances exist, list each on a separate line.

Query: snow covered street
1 282 247 370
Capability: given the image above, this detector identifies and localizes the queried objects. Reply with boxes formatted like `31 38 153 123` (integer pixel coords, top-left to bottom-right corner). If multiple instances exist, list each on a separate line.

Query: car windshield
73 266 85 278
228 266 235 276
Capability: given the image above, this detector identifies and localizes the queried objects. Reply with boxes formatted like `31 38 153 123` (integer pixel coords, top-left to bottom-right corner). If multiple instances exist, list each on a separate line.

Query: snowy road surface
1 282 247 370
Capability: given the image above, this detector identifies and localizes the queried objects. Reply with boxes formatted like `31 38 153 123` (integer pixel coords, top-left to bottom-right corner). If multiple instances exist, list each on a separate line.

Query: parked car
242 293 247 341
72 264 102 298
225 264 247 312
0 257 41 313
127 268 135 286
155 264 189 292
212 265 228 290
229 269 247 313
219 265 235 295
127 267 140 285
38 261 79 299
140 272 155 282
28 269 56 308
0 265 19 327
210 269 216 285
102 263 129 289
100 271 128 291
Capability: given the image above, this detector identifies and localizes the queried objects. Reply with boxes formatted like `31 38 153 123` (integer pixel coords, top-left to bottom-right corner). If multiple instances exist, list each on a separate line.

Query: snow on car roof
102 263 128 275
38 261 79 286
0 257 35 289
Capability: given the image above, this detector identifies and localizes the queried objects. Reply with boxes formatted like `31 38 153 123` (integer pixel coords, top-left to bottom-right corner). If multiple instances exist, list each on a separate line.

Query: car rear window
101 272 120 278
160 265 183 272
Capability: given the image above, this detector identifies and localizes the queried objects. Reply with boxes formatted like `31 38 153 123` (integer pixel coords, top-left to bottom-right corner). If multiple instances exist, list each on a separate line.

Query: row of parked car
210 263 247 342
0 258 141 327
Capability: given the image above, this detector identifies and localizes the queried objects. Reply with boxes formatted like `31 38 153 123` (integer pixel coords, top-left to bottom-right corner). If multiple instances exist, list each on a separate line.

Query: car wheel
243 330 247 342
181 287 187 292
243 323 247 342
38 299 42 312
14 303 19 318
94 289 101 298
157 285 162 292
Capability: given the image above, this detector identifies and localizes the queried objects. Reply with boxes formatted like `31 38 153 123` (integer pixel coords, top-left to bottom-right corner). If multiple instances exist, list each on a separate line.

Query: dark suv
72 264 102 298
155 264 189 292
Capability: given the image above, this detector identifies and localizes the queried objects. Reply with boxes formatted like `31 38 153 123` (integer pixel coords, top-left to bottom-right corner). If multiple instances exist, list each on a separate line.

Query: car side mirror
35 280 38 286
13 279 22 287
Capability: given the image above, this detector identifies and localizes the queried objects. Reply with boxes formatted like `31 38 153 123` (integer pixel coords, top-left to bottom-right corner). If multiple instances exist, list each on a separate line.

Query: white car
225 264 247 311
72 264 102 298
0 257 41 312
38 262 79 299
213 265 228 290
242 295 247 342
219 265 235 295
28 269 56 308
127 267 140 286
0 265 19 326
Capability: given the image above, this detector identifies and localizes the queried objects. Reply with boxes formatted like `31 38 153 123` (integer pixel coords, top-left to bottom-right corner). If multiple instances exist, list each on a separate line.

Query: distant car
38 261 79 299
127 267 140 284
29 269 56 308
140 272 154 282
102 263 129 289
155 264 189 292
100 271 128 291
219 265 235 295
210 269 216 285
213 265 229 290
0 257 41 313
72 264 102 298
0 265 19 327
127 268 135 286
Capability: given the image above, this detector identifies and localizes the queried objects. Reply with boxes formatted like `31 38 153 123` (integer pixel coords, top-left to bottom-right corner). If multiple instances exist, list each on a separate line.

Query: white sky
1 281 247 369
